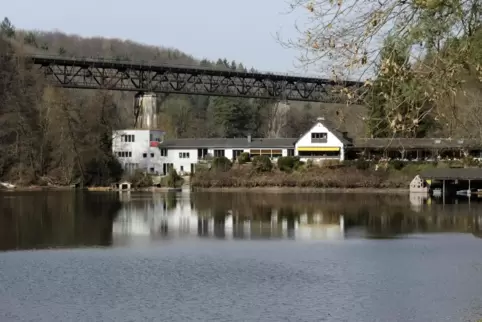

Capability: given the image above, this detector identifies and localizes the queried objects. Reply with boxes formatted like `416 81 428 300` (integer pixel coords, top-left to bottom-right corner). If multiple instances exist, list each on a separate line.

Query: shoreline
0 186 183 192
1 185 409 194
191 187 410 194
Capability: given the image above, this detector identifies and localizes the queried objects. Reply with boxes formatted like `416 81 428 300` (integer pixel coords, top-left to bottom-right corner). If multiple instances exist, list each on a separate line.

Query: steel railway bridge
28 55 363 103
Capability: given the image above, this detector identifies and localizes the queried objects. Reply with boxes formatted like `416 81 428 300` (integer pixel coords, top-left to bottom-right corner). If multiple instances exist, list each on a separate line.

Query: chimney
247 134 252 142
317 116 325 122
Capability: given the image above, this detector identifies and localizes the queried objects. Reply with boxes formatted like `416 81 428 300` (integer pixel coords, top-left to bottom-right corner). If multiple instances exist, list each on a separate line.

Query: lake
0 191 481 321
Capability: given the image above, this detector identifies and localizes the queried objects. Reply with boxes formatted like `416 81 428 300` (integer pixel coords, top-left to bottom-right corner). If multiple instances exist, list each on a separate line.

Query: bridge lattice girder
29 56 363 102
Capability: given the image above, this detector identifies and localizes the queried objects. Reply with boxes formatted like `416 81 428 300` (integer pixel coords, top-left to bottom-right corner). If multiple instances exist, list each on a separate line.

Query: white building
112 129 165 175
294 117 350 162
112 117 352 175
157 136 297 174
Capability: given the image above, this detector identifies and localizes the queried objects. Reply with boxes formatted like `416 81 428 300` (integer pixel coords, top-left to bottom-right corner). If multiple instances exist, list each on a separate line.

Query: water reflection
113 192 345 243
0 191 481 251
113 192 482 243
0 191 121 251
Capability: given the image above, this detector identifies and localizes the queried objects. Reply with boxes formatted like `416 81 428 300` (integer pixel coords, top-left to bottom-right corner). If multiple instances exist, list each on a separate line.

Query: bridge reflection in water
112 192 344 243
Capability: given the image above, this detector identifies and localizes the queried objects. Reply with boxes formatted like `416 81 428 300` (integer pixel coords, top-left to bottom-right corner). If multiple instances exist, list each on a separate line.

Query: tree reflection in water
0 191 121 251
1 191 481 251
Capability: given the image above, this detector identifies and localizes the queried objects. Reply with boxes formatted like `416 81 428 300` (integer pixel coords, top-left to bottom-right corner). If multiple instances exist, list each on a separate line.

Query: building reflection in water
110 191 482 246
1 191 481 251
112 192 345 244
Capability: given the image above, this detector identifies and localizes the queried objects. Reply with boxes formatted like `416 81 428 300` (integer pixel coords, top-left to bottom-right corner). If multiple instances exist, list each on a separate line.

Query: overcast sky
3 0 308 73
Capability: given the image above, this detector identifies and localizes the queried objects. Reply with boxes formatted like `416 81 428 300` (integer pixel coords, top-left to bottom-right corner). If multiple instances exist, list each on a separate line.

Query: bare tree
280 0 482 137
266 101 291 138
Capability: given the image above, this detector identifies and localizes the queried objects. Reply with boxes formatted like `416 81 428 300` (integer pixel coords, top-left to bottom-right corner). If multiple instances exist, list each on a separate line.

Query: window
179 152 190 158
116 151 132 158
121 134 135 142
150 153 154 158
271 150 282 158
198 148 208 158
180 166 184 172
143 153 147 158
150 167 155 173
233 150 244 160
214 149 225 157
160 149 167 157
288 149 295 156
311 132 327 143
249 149 282 158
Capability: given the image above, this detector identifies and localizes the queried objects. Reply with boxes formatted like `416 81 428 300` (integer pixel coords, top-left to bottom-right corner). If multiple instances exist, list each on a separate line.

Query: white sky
3 0 308 74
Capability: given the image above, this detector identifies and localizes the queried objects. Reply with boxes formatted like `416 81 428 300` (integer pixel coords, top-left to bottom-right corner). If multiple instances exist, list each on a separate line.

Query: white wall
160 147 292 174
112 129 165 175
294 122 345 161
160 148 198 174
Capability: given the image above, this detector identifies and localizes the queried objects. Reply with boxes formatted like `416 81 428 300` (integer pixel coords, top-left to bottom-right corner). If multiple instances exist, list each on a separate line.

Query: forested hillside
9 18 367 139
0 17 366 186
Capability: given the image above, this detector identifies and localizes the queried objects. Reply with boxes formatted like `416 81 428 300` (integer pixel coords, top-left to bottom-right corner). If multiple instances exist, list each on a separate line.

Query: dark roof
158 138 297 149
420 168 482 180
352 138 482 149
296 118 352 145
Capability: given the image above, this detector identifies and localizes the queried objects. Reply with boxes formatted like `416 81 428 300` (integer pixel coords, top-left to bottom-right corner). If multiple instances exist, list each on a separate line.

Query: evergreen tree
0 17 15 38
209 97 256 137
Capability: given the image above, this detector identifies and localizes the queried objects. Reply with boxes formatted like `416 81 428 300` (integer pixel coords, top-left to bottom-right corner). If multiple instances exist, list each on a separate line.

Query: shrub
238 152 250 164
252 155 273 172
212 156 232 171
306 159 314 168
355 159 370 170
128 170 153 188
389 160 405 170
463 156 479 167
321 159 342 168
277 156 300 172
166 168 183 187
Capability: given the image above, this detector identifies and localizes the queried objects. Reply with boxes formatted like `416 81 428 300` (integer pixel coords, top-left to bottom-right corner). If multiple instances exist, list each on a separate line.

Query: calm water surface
0 191 481 322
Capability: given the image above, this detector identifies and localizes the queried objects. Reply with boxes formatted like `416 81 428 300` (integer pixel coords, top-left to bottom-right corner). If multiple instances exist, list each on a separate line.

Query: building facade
112 118 482 176
157 137 296 175
112 129 165 175
294 117 350 161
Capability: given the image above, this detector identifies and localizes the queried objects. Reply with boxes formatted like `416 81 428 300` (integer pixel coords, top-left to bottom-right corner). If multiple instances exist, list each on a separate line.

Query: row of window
124 163 139 170
116 150 167 158
121 134 135 142
311 132 327 143
117 151 132 157
121 134 166 143
117 149 296 159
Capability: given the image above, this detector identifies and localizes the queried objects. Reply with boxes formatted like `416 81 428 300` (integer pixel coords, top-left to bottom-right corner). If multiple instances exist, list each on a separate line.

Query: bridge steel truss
29 56 363 102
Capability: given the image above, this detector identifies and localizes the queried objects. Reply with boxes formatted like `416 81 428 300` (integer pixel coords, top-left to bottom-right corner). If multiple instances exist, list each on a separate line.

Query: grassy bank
191 157 441 189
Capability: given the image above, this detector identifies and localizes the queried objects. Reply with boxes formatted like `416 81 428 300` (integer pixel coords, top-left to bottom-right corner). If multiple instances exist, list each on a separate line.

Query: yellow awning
297 147 340 151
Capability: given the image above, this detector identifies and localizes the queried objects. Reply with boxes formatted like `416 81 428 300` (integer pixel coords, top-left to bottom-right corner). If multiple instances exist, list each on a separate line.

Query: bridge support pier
134 92 159 129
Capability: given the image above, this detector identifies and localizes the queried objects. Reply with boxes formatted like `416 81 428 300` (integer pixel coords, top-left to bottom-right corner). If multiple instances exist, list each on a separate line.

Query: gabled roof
158 138 297 149
296 118 352 145
352 138 482 149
